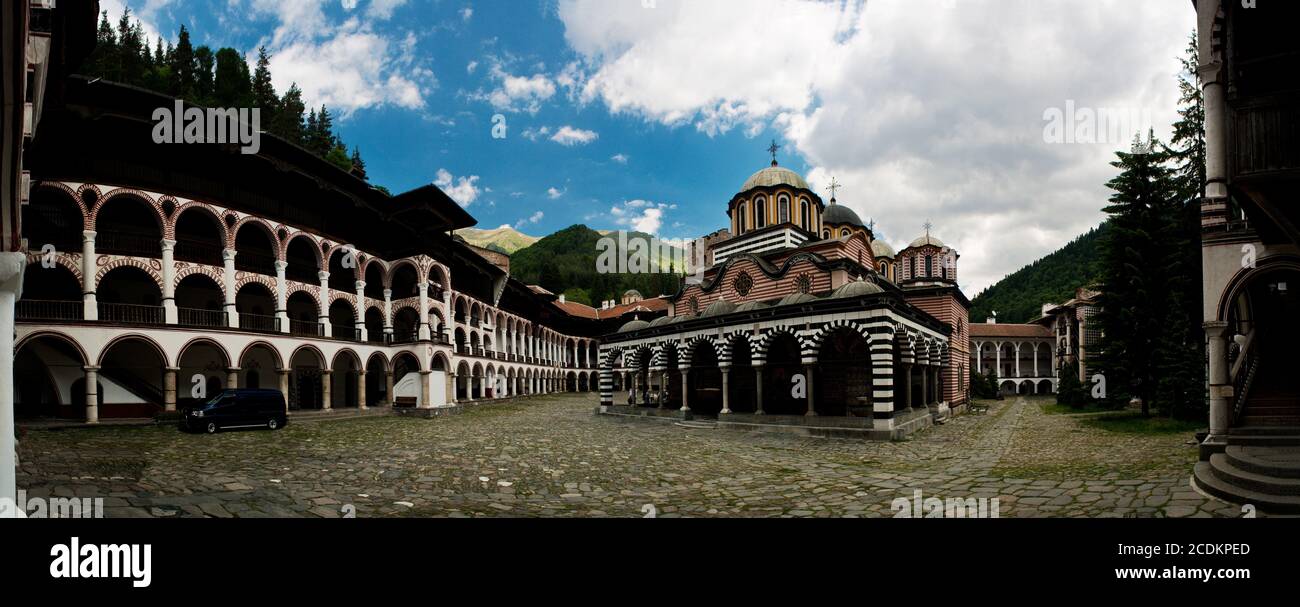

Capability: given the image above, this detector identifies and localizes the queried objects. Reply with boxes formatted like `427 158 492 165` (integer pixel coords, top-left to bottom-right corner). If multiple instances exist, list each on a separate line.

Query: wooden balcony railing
178 307 226 328
99 302 163 324
16 299 83 321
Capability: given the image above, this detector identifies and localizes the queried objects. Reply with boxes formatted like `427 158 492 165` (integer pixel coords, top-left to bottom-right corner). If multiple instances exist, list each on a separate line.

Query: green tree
193 46 215 105
350 147 368 181
212 48 250 107
272 83 307 143
82 11 119 78
1095 132 1175 416
170 25 196 99
251 46 279 123
1056 360 1086 407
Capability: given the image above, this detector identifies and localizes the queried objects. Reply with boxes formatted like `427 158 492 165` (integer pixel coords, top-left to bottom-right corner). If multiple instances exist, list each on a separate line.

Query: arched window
822 230 831 239
755 197 767 228
925 255 933 277
879 262 887 274
800 199 810 229
910 256 917 278
737 202 748 234
841 228 851 238
778 195 790 224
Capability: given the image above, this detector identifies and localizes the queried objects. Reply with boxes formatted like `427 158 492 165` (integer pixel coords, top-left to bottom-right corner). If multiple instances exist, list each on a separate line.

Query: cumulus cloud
481 66 558 114
610 200 678 235
547 187 565 199
557 0 1194 293
247 0 433 116
550 126 599 146
611 154 629 164
435 169 482 207
516 211 544 228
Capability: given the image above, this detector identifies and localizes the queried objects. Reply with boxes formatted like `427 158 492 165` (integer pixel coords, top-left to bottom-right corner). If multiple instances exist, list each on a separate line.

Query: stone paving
15 394 1241 518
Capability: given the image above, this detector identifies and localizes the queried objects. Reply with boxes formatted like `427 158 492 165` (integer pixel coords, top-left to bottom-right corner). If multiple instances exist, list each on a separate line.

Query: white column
318 271 331 335
975 342 983 373
1033 343 1040 377
83 366 100 424
223 248 238 328
161 239 178 324
355 280 367 342
274 260 289 333
0 253 26 506
383 288 393 340
1206 321 1230 439
994 342 1002 377
82 230 98 320
417 281 430 341
1014 343 1021 378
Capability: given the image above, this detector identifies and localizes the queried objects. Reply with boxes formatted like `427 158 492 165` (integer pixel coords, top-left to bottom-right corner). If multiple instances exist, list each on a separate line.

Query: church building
599 149 971 440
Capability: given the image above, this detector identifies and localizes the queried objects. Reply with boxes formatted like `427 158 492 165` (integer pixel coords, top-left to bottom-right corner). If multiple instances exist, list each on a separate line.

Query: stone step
1239 416 1300 427
675 420 717 430
1225 445 1300 479
1193 462 1300 514
1209 453 1300 495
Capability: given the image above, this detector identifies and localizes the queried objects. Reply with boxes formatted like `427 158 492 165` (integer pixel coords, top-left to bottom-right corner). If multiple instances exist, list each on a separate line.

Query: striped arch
32 181 91 228
279 231 323 268
807 319 874 361
895 328 917 365
234 271 276 293
173 263 225 289
90 187 166 229
650 341 679 370
284 283 322 307
752 325 807 365
387 258 423 287
716 331 755 367
681 335 719 369
24 251 83 283
329 290 357 308
95 257 165 292
170 201 230 244
230 216 282 256
359 257 388 286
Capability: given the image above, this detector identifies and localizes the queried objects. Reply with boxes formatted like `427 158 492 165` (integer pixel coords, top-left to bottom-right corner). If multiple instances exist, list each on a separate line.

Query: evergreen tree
1056 360 1086 407
171 25 196 99
1095 132 1176 416
350 147 368 181
251 47 280 123
83 11 119 78
272 83 307 143
1156 31 1209 419
193 46 215 105
212 47 250 107
304 109 319 149
116 8 147 86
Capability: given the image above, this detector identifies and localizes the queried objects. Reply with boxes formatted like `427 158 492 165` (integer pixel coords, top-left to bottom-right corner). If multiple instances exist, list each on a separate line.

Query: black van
181 389 288 434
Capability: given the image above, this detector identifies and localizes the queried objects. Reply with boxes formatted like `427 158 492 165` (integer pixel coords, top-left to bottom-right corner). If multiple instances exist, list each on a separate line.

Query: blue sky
102 0 1196 295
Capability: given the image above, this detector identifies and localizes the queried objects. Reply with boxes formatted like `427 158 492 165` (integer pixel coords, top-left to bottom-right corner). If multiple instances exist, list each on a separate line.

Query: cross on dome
767 140 781 166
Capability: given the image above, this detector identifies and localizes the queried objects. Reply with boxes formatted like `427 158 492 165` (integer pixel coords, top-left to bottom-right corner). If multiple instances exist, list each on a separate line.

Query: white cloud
367 0 410 20
460 7 475 21
610 200 677 235
435 169 482 207
547 187 565 200
611 154 629 164
479 66 557 114
247 1 433 116
550 126 599 146
341 0 359 10
557 0 1195 293
466 60 479 74
516 211 544 228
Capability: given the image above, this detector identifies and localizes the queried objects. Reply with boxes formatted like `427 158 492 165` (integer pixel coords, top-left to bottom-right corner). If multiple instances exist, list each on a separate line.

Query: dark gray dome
823 203 864 227
778 292 818 307
618 320 650 333
702 299 737 317
831 280 884 299
735 301 770 313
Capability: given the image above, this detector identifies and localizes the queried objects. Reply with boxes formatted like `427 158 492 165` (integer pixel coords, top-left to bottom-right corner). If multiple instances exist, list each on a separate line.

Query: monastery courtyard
16 395 1240 519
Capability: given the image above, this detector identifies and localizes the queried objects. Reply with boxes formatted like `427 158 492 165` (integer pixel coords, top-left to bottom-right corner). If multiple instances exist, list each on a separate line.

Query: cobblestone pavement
16 394 1239 518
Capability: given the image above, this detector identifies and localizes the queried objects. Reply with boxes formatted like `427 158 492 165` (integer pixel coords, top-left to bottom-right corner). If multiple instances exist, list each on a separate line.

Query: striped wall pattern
599 308 952 414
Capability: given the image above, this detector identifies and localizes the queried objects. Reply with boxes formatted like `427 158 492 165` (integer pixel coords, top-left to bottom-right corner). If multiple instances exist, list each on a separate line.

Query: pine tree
193 46 215 105
350 147 368 180
1095 132 1177 416
171 25 196 99
1157 31 1209 419
304 109 318 149
82 11 119 78
212 47 249 107
251 47 279 123
272 83 307 143
116 8 146 86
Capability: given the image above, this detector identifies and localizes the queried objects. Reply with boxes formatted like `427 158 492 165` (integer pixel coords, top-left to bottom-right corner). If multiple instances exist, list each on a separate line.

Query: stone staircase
1194 434 1300 514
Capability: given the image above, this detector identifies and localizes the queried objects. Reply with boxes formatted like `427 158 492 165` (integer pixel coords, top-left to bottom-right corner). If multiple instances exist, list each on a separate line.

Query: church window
925 255 933 277
841 228 851 238
732 272 754 297
910 256 917 278
755 197 767 228
778 196 790 224
795 273 813 294
800 199 810 229
822 230 830 239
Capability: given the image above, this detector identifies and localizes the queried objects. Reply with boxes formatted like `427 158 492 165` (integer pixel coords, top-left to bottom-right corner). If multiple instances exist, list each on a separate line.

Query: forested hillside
510 225 683 307
969 223 1108 323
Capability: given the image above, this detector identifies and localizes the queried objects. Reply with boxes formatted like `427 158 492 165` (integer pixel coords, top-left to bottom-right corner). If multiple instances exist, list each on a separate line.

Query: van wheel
267 418 279 430
205 422 218 434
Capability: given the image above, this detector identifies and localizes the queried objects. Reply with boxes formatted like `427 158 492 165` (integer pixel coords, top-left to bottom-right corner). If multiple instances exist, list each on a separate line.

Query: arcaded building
599 158 971 439
12 74 605 423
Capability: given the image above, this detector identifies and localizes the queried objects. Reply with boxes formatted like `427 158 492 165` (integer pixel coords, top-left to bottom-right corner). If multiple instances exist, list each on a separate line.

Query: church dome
907 234 945 249
735 301 770 313
871 239 897 259
618 319 650 333
823 203 864 227
741 165 810 192
831 280 884 299
777 292 818 307
648 316 673 328
702 299 737 318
